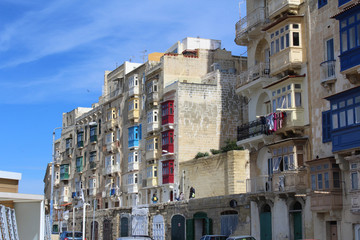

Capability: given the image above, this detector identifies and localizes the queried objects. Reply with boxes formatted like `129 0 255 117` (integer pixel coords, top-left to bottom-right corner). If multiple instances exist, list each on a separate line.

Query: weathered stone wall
180 150 249 198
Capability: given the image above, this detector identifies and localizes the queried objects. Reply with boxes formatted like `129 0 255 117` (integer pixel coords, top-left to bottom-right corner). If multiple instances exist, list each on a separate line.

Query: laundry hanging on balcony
266 111 286 133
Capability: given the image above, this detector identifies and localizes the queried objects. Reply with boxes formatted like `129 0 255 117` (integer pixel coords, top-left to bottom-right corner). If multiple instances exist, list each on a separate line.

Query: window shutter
322 110 332 142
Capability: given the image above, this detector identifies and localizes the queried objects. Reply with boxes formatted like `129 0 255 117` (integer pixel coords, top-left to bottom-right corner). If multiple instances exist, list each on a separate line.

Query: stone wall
180 150 249 198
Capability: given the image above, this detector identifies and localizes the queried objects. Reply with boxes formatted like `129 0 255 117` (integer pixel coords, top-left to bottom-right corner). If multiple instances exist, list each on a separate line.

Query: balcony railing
246 176 272 193
147 122 159 133
129 86 139 96
237 62 270 88
320 60 336 84
270 47 303 75
237 118 269 141
236 7 266 38
128 162 139 172
90 135 97 143
128 184 138 193
77 141 84 148
147 92 159 103
89 161 97 169
60 173 69 180
104 164 120 175
272 170 307 193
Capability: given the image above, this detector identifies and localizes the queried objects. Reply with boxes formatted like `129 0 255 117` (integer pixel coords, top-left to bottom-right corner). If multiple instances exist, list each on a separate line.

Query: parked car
59 231 83 240
116 236 152 240
200 235 228 240
226 236 256 240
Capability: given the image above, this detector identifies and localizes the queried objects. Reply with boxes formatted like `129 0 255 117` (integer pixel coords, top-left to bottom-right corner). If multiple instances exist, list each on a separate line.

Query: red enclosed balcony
162 130 174 154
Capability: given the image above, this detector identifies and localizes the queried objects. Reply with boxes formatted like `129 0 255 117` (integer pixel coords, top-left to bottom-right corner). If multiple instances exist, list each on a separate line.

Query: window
90 151 96 162
76 157 83 172
90 125 97 142
77 131 84 148
329 91 360 130
162 160 174 184
272 145 296 172
318 0 327 8
161 100 175 125
271 83 302 111
352 172 359 190
339 11 360 53
318 174 323 189
311 175 316 190
270 24 301 55
322 110 332 143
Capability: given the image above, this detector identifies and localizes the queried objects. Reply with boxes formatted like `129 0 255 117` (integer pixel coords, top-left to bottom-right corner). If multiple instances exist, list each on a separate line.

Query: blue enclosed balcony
128 125 141 149
325 86 360 152
334 4 360 82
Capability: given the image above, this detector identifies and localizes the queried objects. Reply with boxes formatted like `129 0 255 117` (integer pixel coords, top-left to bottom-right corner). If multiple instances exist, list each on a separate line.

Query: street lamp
50 121 97 234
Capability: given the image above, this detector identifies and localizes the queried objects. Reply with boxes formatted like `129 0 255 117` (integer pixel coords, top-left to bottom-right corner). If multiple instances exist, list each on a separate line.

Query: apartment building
235 1 311 239
236 0 360 239
47 37 247 238
308 0 360 239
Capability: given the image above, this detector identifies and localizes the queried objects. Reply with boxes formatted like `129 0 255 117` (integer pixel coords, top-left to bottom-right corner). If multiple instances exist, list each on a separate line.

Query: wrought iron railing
236 7 266 37
320 60 336 83
237 118 268 141
237 62 270 87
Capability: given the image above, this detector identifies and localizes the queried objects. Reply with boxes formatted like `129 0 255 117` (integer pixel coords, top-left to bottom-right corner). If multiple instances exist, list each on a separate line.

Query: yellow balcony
268 0 302 18
128 109 140 122
270 47 303 76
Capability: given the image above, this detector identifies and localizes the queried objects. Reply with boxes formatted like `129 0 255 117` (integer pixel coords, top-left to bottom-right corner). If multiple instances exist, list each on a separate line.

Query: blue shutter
318 0 327 8
139 124 142 140
322 110 332 143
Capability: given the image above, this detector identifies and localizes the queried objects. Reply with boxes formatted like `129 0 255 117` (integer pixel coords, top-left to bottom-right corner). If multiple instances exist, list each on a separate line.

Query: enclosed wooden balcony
128 161 139 172
105 119 117 132
128 184 138 194
147 177 158 188
311 191 343 212
268 0 302 19
128 109 140 122
270 47 303 76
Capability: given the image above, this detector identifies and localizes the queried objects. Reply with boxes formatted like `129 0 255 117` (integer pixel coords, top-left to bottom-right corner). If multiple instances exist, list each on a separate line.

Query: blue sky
0 0 246 195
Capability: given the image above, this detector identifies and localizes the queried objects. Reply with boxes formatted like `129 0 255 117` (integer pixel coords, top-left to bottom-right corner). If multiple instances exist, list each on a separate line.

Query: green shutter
186 219 194 240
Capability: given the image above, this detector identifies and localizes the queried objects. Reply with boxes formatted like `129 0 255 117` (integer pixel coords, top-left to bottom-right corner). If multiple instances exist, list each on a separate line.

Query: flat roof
0 171 22 181
0 192 43 202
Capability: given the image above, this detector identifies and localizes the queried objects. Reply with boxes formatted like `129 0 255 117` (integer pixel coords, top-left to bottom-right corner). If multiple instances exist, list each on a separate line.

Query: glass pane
333 172 340 188
348 98 354 105
340 111 346 127
287 93 291 108
318 174 323 189
281 36 284 50
284 156 289 170
349 27 356 49
276 39 279 52
352 172 358 190
332 103 338 110
286 33 289 48
293 32 300 46
348 109 354 125
356 106 360 123
333 113 338 129
339 101 345 108
349 16 355 24
311 175 316 190
342 31 348 52
358 24 360 46
295 92 301 107
293 24 299 29
324 172 329 189
341 19 347 28
356 96 360 103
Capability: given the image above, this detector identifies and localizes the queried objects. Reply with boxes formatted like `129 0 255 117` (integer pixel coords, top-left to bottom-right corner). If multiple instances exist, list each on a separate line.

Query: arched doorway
290 201 302 240
171 214 185 240
103 219 112 240
260 204 272 240
91 221 98 240
120 217 129 237
153 215 165 240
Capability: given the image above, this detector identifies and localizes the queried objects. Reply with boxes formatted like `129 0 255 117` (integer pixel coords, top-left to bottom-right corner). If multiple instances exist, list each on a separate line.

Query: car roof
227 236 254 239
